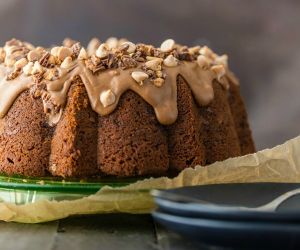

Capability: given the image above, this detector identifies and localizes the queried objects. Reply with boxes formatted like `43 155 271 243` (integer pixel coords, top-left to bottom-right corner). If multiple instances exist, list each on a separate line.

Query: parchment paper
1 135 300 223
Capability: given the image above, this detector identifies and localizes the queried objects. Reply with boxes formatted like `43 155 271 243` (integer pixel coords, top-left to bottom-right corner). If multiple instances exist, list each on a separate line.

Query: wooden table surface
0 214 223 250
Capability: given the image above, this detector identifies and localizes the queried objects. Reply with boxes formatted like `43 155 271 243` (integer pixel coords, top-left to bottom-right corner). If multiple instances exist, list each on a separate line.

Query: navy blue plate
152 183 300 221
153 210 300 249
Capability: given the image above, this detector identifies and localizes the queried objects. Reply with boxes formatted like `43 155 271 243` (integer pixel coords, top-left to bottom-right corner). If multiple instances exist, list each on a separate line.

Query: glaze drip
0 38 238 125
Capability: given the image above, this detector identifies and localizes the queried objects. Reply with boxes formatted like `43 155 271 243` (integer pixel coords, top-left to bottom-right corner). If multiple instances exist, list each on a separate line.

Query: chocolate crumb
85 59 106 74
71 42 81 59
146 69 155 79
39 52 51 67
6 69 21 81
119 55 137 70
132 51 146 62
107 53 118 68
33 72 44 83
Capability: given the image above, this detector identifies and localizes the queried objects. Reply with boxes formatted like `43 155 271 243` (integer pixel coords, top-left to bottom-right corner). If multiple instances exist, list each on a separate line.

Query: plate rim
0 175 141 194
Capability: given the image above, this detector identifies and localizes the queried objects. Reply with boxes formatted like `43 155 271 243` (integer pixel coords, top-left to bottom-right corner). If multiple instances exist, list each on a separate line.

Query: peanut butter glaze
0 38 237 125
0 65 34 118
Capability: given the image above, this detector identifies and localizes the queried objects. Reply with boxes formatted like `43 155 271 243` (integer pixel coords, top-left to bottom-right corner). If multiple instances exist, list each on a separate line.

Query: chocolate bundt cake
0 38 255 178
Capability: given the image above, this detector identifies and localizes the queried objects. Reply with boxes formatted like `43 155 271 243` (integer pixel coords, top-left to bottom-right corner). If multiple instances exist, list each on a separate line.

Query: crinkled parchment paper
1 136 300 223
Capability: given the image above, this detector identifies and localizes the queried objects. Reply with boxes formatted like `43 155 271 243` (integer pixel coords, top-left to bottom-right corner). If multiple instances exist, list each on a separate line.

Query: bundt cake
0 38 255 178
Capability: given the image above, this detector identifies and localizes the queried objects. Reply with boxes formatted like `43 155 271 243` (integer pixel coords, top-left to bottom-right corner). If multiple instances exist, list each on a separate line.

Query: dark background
0 0 299 150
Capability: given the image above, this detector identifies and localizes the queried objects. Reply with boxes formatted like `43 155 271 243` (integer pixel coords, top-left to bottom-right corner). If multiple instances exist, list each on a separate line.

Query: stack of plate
152 183 300 249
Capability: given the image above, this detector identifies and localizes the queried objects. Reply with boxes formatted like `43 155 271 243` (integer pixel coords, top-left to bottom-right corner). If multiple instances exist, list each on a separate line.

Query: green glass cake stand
0 175 139 204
